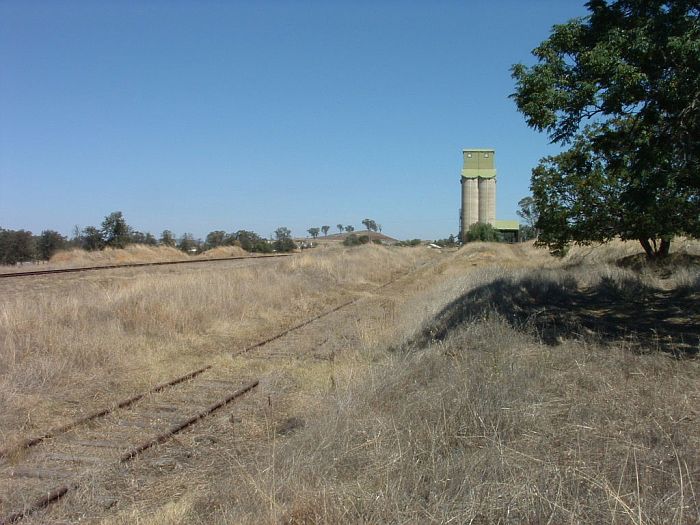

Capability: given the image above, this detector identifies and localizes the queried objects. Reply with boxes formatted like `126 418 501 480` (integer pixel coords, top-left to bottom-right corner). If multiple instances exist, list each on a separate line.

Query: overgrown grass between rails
0 245 423 448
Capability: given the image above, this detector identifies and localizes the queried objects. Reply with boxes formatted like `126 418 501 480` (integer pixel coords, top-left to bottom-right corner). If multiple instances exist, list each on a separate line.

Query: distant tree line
306 218 383 240
0 211 298 265
0 228 69 265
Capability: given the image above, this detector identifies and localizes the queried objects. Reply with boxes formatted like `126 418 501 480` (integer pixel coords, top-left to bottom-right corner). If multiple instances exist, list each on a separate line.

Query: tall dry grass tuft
239 318 698 524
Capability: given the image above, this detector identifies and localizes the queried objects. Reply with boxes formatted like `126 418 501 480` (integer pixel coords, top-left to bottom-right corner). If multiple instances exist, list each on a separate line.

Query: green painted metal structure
494 220 519 231
461 148 496 179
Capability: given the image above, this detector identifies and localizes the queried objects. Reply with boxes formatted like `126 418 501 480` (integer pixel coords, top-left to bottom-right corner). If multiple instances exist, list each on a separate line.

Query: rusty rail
0 267 413 524
231 271 405 358
0 484 76 525
0 365 213 459
120 380 259 462
0 253 291 279
1 268 408 459
0 381 258 525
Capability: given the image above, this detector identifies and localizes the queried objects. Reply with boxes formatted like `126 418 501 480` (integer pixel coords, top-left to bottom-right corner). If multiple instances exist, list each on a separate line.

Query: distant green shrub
273 238 297 252
397 239 422 247
344 234 370 246
465 223 502 242
434 235 457 247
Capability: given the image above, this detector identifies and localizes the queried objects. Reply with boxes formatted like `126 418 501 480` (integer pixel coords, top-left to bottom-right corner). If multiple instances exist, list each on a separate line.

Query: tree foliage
81 226 104 251
178 233 199 253
512 0 700 258
0 228 36 264
307 227 320 239
321 225 330 236
160 230 177 247
465 223 503 243
130 231 157 245
101 211 130 249
273 226 296 252
517 196 539 229
38 230 67 260
205 230 228 249
362 218 378 232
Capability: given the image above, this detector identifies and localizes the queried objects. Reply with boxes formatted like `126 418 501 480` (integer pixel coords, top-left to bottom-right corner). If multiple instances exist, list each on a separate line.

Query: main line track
0 267 413 523
0 253 292 279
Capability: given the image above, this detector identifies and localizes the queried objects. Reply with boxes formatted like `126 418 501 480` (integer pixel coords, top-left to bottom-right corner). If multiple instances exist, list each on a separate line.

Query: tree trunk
639 238 655 258
639 237 671 258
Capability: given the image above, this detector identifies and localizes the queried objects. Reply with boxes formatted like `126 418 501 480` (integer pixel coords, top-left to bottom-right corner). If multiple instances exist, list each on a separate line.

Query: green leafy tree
517 196 539 230
307 227 320 239
273 226 296 252
178 233 199 253
321 225 330 236
465 223 502 243
129 231 158 246
336 224 343 234
101 211 130 249
205 230 227 249
361 218 378 232
512 0 699 258
0 228 36 264
344 225 354 233
130 231 146 244
81 226 104 251
38 230 67 260
160 230 176 247
231 230 262 251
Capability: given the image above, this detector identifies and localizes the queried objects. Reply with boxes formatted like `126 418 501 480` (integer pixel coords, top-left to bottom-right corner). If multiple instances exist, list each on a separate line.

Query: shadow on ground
415 273 699 356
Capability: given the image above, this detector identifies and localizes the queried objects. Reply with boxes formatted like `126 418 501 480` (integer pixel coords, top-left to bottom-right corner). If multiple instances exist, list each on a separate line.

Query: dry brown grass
235 318 698 524
51 244 190 266
124 239 697 524
0 243 258 274
0 244 423 450
4 239 699 524
195 245 249 258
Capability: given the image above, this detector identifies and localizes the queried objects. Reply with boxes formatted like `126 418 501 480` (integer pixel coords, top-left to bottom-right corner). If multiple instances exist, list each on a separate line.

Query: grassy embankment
113 240 698 525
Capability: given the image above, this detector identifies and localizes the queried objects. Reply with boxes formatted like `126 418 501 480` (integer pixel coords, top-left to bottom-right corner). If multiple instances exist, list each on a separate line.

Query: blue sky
0 1 588 241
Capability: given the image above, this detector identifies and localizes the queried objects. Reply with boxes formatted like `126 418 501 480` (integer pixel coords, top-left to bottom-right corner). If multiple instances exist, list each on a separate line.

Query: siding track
0 267 414 523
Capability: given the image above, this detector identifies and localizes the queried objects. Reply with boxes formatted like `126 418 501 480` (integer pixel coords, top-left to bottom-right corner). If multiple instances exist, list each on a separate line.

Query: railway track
0 253 292 279
0 267 414 523
0 374 259 525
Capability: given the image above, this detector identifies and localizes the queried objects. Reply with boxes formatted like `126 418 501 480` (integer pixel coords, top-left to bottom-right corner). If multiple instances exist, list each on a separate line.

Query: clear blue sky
1 1 588 241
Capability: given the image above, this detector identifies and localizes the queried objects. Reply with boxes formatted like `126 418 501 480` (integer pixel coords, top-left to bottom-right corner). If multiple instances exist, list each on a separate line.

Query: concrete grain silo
460 177 479 229
478 177 496 224
460 148 496 240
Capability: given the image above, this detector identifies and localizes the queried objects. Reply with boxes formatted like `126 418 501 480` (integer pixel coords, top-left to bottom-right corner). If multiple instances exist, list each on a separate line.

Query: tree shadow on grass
416 273 699 356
